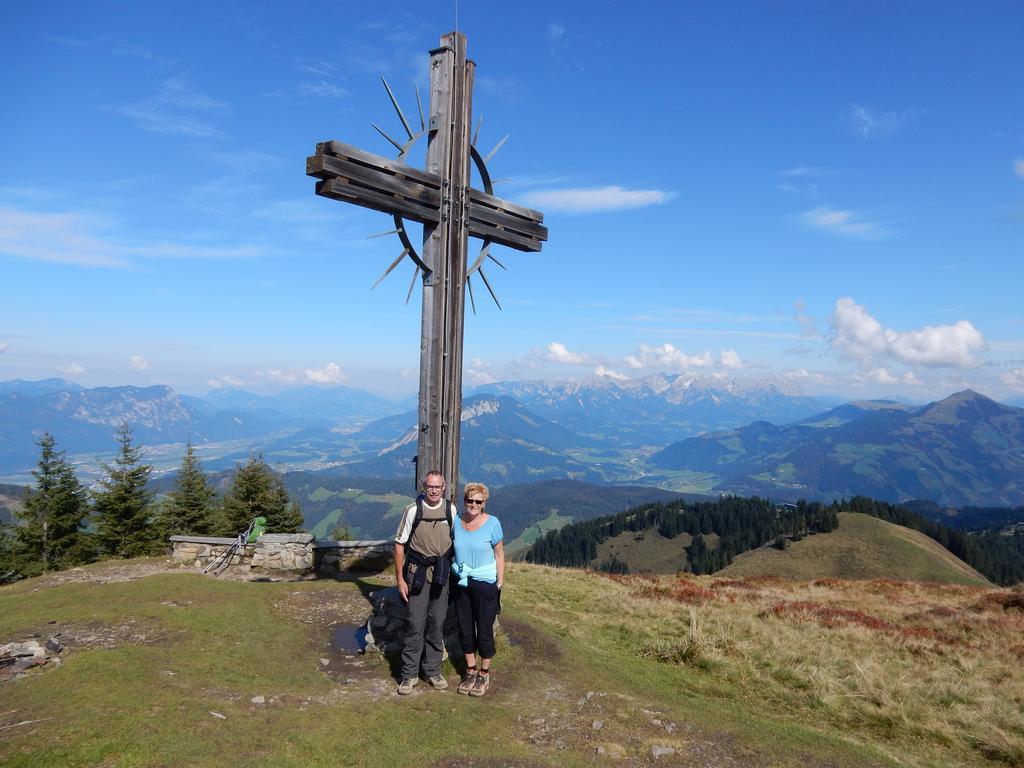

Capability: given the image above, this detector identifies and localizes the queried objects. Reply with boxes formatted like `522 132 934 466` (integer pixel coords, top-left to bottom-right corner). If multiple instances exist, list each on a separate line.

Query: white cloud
207 375 243 389
1014 158 1024 179
799 207 889 239
831 297 986 369
0 206 267 267
548 23 565 42
624 343 713 370
720 349 743 369
593 365 627 380
0 342 7 354
1000 367 1024 391
129 355 149 371
58 362 86 375
304 362 347 385
849 104 908 139
521 186 673 214
545 342 591 365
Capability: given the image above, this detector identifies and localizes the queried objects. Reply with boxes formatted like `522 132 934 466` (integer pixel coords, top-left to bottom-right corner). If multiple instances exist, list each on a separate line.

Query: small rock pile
0 636 62 681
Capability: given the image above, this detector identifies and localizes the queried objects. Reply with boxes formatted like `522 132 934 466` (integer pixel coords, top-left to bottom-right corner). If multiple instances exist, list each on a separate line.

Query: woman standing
451 482 505 696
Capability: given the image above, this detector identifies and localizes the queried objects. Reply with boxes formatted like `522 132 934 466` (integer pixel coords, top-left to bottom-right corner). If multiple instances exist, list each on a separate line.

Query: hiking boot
397 678 418 695
427 674 449 690
457 672 477 695
469 671 490 697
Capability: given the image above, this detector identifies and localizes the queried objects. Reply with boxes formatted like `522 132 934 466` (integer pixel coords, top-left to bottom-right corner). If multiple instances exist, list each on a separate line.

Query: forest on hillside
526 496 838 574
526 494 1024 586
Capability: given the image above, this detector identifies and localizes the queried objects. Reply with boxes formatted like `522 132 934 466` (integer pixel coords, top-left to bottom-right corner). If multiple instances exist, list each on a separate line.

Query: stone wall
314 540 392 574
170 535 392 577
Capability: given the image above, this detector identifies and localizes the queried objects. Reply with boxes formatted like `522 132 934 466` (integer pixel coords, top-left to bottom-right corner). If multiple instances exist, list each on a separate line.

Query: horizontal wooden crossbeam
307 141 441 225
467 188 547 252
308 139 548 252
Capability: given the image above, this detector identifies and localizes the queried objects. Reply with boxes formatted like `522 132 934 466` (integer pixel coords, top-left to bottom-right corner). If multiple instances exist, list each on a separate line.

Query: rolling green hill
717 512 990 586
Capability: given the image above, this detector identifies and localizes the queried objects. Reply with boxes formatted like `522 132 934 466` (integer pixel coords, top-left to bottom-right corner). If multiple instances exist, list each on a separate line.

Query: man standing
393 470 455 695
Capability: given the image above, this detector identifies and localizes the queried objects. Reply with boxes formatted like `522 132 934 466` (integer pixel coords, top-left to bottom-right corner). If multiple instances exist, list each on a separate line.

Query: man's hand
397 578 410 602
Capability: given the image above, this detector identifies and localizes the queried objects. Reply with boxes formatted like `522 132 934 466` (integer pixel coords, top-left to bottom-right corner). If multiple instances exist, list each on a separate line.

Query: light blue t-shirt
452 515 503 584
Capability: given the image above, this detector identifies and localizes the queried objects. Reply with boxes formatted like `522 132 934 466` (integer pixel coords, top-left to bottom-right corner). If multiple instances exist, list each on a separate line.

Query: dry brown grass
640 573 1024 764
512 563 1024 766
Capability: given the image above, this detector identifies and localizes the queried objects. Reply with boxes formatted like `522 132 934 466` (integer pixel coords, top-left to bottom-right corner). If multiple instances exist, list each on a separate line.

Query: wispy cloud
300 81 348 99
58 362 86 375
793 299 822 340
129 355 149 371
831 297 987 369
798 206 890 239
0 206 268 268
848 104 910 139
1014 158 1024 179
113 78 230 138
548 23 565 42
522 186 673 214
780 167 828 177
112 43 153 60
0 342 8 354
207 375 243 390
1001 367 1024 390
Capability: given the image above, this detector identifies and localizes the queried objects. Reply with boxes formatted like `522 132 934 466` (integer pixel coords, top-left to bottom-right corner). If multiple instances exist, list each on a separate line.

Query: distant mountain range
472 374 832 446
651 390 1024 506
2 377 1023 508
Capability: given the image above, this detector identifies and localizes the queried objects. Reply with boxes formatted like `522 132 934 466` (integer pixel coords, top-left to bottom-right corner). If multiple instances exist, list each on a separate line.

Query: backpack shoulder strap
404 496 425 550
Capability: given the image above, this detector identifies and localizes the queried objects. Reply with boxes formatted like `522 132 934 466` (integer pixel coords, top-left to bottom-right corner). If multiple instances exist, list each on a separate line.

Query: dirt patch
24 559 180 589
3 618 174 655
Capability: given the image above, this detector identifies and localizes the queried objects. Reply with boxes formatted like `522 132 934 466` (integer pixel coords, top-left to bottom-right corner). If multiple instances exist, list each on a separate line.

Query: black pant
451 578 500 659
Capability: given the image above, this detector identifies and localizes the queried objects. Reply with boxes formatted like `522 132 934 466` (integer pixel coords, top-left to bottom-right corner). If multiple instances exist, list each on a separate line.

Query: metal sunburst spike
372 247 411 289
478 267 502 310
405 264 420 305
381 77 414 140
371 123 404 153
466 274 478 315
485 134 509 163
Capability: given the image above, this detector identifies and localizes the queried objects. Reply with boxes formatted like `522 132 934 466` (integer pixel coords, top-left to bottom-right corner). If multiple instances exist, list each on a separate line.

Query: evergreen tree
93 425 159 558
160 443 217 536
222 455 303 534
14 433 92 574
0 521 15 582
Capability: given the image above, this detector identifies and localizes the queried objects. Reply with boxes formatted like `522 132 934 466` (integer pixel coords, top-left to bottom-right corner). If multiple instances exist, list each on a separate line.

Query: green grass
3 557 1014 767
505 509 574 556
718 512 991 585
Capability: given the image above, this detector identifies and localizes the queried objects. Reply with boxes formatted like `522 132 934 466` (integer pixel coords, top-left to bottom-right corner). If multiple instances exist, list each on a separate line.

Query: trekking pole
202 518 258 576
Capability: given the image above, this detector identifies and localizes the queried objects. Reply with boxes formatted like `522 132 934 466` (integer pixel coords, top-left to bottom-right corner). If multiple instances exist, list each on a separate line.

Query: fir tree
222 455 303 534
14 433 92 574
93 425 159 558
160 443 217 536
0 521 15 582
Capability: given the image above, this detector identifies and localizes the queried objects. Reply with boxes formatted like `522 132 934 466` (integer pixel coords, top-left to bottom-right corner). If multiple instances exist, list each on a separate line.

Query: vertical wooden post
417 32 473 502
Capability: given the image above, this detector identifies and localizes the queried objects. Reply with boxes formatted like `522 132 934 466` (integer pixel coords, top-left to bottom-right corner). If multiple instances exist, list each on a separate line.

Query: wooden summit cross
306 31 547 500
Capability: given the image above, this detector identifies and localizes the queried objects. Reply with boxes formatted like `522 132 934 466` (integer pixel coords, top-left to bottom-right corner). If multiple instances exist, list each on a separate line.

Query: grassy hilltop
1 559 1022 767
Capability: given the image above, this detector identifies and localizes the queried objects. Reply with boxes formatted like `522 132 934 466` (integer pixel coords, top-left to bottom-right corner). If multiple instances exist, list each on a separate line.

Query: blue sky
1 1 1022 402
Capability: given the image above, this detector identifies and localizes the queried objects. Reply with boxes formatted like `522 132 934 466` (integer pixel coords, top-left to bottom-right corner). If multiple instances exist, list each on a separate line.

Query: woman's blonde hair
463 482 490 503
